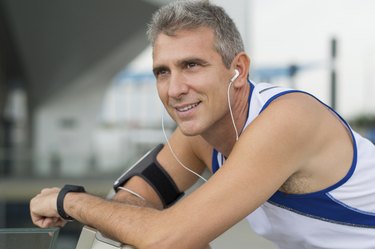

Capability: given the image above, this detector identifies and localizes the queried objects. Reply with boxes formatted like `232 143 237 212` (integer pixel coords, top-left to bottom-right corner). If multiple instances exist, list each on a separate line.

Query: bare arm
112 127 210 209
30 94 325 248
30 128 209 247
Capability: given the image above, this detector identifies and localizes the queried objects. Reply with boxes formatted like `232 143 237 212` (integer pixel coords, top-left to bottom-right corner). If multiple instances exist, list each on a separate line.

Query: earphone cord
161 111 208 182
228 80 239 141
161 75 239 182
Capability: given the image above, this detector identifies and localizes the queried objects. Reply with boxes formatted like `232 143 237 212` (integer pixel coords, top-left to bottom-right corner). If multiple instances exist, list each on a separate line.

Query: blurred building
0 0 171 247
1 0 375 249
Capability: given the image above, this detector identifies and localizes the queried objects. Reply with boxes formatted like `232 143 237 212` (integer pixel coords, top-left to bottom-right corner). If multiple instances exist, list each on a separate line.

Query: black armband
113 144 184 208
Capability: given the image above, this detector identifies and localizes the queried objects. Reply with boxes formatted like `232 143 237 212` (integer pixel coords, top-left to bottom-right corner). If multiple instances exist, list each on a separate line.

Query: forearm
65 192 213 249
112 189 160 209
65 192 165 248
30 186 224 248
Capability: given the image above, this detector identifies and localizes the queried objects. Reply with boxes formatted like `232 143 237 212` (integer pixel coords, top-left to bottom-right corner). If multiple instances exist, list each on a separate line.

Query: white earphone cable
160 72 239 182
161 112 208 182
117 186 146 201
227 80 239 141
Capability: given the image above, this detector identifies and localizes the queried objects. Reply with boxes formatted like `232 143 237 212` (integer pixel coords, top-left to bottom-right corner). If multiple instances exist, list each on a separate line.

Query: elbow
140 228 178 249
124 208 209 249
140 225 207 249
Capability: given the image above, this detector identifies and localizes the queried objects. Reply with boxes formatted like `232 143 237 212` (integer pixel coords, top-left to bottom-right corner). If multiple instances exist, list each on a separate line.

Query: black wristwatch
57 184 85 220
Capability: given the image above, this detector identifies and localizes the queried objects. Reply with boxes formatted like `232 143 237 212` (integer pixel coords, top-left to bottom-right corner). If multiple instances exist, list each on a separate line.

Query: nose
168 72 188 99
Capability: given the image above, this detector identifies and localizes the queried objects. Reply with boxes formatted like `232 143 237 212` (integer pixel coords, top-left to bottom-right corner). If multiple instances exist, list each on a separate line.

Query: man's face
152 27 232 136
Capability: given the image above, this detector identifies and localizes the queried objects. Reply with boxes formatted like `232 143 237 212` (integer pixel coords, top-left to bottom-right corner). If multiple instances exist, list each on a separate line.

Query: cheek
209 87 230 115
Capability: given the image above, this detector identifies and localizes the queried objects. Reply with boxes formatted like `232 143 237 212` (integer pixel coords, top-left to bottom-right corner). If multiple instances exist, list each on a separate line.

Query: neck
202 83 250 157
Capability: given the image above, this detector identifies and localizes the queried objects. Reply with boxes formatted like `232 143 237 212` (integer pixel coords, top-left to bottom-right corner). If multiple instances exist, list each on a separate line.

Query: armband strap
113 144 184 208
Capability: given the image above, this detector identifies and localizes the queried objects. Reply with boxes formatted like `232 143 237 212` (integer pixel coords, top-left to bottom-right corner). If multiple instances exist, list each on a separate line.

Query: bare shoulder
258 91 342 141
254 92 354 194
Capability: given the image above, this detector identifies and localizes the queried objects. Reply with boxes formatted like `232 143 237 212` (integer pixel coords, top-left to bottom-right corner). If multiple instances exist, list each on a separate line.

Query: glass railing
0 227 59 249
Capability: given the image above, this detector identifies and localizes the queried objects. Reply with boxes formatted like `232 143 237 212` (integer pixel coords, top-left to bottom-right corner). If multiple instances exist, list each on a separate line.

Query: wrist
57 184 85 220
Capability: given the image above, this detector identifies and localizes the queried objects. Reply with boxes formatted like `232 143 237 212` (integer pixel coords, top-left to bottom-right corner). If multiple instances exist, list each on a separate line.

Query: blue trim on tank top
259 90 357 196
258 90 375 227
213 86 373 227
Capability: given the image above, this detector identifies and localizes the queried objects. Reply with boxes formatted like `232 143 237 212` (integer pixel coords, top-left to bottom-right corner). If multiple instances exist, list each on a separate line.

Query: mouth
175 101 201 112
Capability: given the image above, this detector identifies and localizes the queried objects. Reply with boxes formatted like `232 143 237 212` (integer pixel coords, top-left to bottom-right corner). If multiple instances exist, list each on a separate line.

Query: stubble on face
153 27 232 137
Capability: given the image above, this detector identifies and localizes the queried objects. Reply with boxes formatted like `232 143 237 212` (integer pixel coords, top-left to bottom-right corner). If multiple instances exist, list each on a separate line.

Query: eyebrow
176 57 209 67
152 65 168 76
153 57 209 74
152 57 209 72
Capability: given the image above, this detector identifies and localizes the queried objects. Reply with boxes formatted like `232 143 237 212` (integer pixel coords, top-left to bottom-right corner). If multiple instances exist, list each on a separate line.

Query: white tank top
212 82 375 249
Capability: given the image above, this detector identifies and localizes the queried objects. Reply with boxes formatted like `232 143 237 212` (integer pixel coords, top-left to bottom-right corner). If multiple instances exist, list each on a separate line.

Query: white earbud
230 69 240 83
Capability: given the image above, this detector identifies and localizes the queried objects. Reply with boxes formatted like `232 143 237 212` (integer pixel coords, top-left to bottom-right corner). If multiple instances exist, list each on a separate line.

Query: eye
186 62 198 69
157 69 168 76
153 68 169 78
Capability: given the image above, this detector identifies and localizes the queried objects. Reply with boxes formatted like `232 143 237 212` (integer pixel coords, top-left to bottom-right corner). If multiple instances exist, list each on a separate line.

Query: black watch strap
57 184 85 220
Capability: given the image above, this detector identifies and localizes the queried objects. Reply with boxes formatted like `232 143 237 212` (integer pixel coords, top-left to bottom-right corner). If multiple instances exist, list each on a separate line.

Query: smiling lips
175 102 201 112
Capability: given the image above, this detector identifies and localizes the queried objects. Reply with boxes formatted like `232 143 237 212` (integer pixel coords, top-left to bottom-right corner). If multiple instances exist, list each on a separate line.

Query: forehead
152 27 219 64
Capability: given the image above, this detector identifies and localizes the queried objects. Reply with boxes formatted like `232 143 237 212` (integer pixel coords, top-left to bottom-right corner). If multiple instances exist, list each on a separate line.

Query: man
30 1 375 248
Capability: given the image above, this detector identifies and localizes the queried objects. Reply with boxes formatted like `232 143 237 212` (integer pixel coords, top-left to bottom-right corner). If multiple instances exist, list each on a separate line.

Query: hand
30 187 67 228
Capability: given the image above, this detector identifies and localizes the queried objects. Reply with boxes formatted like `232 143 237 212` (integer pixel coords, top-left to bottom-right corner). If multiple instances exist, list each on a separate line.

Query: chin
178 124 204 137
180 130 199 137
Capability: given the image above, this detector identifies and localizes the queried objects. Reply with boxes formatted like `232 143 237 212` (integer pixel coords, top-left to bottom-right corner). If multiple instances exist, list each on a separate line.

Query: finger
30 210 44 226
41 217 61 228
51 217 67 227
32 216 48 228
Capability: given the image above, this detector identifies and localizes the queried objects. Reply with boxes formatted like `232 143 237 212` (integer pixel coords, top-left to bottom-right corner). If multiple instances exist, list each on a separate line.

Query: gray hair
147 0 244 68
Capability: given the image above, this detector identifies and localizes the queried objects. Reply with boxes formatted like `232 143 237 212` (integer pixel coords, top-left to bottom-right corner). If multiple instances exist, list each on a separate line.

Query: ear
231 52 251 88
